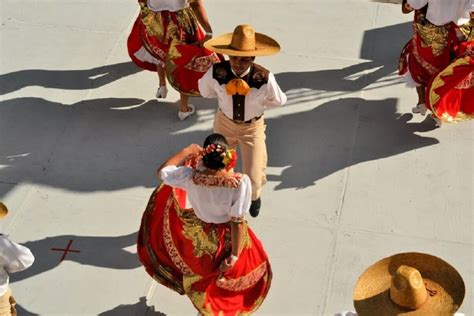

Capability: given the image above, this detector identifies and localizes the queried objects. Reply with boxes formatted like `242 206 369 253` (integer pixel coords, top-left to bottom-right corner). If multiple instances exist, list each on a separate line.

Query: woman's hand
220 255 238 272
183 144 203 156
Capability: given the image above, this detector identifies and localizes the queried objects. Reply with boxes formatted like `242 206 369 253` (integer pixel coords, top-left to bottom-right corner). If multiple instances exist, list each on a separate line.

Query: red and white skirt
426 52 474 123
127 3 220 95
399 12 455 87
137 185 272 315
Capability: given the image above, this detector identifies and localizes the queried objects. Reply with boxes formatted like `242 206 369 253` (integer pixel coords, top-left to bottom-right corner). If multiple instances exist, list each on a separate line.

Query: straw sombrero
0 202 8 219
204 24 280 57
353 252 465 315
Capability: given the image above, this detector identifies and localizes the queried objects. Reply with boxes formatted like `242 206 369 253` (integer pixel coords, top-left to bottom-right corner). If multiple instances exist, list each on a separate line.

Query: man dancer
198 24 287 217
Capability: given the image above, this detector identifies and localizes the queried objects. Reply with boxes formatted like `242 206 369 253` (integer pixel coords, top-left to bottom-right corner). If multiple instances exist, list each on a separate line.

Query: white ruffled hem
134 46 164 67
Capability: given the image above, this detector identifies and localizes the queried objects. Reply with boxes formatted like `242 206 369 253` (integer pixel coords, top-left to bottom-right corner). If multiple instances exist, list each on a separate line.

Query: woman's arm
157 144 202 176
220 221 243 272
190 0 212 36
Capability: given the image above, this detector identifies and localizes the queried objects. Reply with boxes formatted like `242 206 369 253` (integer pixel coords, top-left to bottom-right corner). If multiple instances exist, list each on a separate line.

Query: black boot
249 198 261 217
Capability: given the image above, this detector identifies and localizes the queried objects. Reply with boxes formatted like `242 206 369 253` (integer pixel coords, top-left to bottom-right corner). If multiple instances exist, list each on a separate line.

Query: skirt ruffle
426 54 474 122
137 185 272 315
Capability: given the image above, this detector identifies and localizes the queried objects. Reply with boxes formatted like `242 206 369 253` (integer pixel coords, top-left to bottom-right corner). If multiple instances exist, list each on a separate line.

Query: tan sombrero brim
353 252 465 315
0 202 8 219
204 32 280 57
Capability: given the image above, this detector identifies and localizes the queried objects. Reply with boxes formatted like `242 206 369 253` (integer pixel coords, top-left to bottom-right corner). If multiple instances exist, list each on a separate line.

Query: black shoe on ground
249 198 261 218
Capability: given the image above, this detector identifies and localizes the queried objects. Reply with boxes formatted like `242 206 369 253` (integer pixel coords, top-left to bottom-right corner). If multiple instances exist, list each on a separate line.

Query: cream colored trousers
214 110 267 200
0 288 16 316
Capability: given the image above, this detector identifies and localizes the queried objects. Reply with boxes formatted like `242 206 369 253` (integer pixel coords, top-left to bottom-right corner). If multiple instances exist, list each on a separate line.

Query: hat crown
230 24 256 52
390 265 428 310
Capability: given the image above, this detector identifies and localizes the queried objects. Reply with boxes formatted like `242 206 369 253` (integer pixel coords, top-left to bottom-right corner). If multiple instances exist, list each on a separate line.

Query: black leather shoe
249 198 261 217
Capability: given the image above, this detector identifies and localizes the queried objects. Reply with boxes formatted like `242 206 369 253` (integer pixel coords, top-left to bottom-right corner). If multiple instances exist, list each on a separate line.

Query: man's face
229 56 255 76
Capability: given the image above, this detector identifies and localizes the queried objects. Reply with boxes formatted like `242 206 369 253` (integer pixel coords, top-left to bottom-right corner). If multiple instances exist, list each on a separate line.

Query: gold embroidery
415 16 450 56
412 37 440 76
454 71 474 90
184 54 221 73
183 273 202 293
180 209 220 257
163 196 194 275
428 56 470 114
192 172 243 188
216 262 267 291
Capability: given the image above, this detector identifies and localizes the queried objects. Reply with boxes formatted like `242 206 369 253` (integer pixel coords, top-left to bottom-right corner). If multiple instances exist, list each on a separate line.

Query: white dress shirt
0 234 35 296
160 166 251 224
147 0 189 12
198 65 287 122
408 0 470 25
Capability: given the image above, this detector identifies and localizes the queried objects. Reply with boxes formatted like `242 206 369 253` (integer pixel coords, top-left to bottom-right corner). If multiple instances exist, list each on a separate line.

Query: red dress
127 1 220 95
399 7 457 86
137 182 272 315
426 23 474 122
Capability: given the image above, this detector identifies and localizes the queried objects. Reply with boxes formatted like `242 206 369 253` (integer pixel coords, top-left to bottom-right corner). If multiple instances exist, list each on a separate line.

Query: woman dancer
137 133 272 315
399 0 470 116
425 9 474 125
127 0 220 120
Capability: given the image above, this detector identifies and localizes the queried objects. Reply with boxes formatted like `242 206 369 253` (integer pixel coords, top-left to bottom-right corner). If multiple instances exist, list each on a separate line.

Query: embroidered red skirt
137 185 272 315
399 12 455 86
426 50 474 122
127 4 220 95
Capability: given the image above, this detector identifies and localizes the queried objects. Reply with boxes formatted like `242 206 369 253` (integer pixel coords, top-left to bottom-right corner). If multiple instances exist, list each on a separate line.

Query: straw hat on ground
353 252 465 315
204 24 280 57
0 202 8 219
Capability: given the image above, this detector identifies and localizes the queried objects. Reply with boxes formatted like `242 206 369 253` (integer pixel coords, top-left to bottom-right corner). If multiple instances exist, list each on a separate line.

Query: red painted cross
51 239 80 262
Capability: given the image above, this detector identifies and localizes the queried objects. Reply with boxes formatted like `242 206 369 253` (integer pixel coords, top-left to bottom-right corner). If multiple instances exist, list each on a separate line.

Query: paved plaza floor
1 0 472 315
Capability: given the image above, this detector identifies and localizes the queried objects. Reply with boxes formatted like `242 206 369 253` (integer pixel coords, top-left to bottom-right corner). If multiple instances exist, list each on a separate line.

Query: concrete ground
0 0 472 315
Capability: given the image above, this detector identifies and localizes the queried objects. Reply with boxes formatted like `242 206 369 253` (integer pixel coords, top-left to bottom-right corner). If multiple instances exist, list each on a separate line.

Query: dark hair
202 133 229 170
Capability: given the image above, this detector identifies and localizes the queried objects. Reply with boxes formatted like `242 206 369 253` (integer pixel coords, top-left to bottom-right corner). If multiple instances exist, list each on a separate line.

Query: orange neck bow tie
225 78 250 96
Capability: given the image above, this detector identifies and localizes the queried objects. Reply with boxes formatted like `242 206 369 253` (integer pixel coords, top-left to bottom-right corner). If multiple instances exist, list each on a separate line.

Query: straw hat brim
0 202 8 219
353 252 465 315
204 33 280 57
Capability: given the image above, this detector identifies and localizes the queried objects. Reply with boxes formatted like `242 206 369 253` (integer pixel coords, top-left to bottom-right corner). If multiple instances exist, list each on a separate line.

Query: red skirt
127 4 220 95
137 185 272 315
426 53 474 122
399 11 455 86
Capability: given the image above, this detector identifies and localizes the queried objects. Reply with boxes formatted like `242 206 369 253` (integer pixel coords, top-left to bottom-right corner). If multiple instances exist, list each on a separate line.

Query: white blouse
147 0 189 12
408 0 471 25
160 166 252 224
0 235 35 296
198 66 287 122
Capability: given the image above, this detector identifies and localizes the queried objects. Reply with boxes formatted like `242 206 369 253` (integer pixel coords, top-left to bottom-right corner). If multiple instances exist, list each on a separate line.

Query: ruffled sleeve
229 175 252 221
160 165 192 189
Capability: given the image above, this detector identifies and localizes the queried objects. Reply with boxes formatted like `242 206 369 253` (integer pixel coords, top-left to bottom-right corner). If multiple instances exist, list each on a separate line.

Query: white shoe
178 104 195 120
156 86 168 99
412 103 427 115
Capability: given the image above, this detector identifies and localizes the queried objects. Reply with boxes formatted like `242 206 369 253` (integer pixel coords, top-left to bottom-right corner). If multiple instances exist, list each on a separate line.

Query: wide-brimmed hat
204 24 280 57
0 202 8 219
353 252 465 315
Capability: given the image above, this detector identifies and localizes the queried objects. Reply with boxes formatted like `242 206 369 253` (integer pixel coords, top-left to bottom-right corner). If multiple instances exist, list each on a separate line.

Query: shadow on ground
99 297 166 316
11 232 139 283
0 62 141 95
276 21 411 104
266 97 438 190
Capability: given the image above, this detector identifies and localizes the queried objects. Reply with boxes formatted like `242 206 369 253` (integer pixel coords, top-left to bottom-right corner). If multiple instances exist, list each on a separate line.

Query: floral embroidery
192 172 243 188
180 209 220 257
163 197 194 275
216 262 267 292
230 216 245 223
185 54 221 72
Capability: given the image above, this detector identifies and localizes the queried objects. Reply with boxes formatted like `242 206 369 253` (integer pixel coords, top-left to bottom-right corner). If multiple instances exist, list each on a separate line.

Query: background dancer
399 0 470 117
0 202 35 316
127 0 220 120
